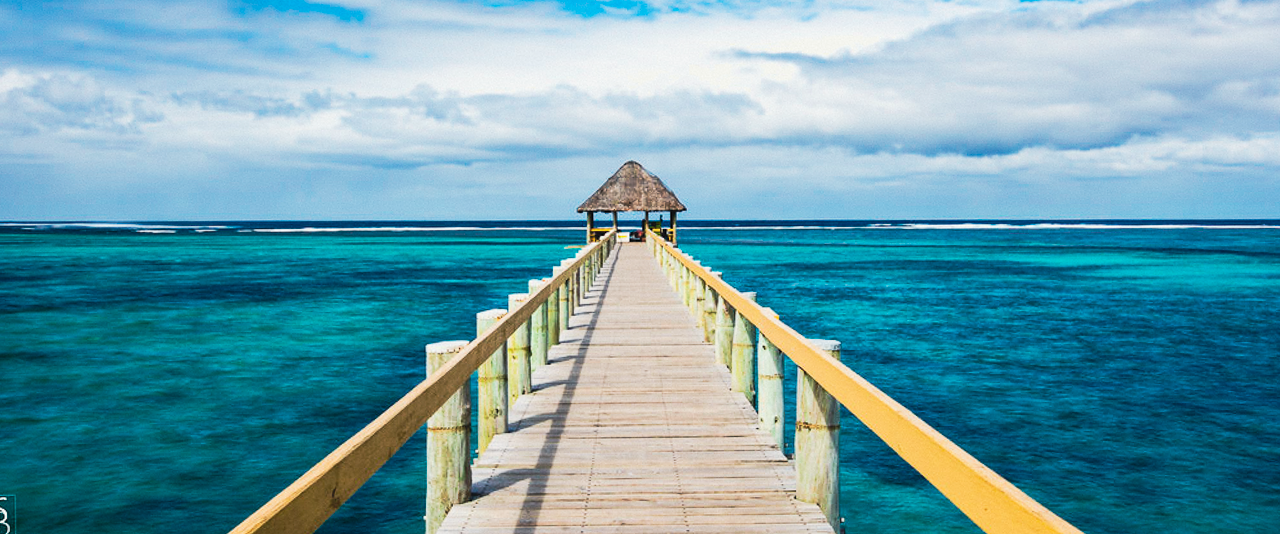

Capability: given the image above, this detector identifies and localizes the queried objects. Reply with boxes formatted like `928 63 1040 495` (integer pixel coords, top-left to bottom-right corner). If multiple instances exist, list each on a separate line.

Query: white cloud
2 0 1279 219
0 70 162 135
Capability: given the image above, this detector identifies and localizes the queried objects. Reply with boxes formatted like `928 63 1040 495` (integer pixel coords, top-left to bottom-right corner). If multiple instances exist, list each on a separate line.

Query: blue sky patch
232 0 366 22
472 0 657 17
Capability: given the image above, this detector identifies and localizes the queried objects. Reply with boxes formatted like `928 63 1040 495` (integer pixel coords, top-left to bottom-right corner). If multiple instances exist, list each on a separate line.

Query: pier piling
701 277 717 343
527 279 548 372
714 288 734 368
731 291 758 403
797 339 841 531
757 307 784 450
475 310 508 455
546 277 560 347
425 340 471 534
507 293 532 405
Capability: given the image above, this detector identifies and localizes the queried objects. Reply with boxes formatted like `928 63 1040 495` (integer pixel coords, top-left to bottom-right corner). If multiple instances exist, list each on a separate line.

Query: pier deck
438 243 834 533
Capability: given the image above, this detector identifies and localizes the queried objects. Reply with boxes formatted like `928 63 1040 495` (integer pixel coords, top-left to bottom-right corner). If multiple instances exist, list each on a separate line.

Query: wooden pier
438 243 833 533
230 162 1083 534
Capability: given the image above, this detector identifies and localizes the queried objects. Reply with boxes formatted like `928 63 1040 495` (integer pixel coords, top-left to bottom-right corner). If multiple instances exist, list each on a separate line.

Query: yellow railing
229 230 618 534
647 228 1083 534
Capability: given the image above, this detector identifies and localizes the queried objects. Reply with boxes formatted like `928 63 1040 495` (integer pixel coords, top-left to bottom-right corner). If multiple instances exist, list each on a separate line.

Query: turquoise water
2 221 1278 533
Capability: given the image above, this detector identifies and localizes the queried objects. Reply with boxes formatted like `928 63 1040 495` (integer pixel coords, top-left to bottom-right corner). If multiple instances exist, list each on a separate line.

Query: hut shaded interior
577 161 687 244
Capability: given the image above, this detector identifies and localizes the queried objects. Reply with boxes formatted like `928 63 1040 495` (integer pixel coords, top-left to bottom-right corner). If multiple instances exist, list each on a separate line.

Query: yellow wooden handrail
229 230 618 534
646 228 1083 534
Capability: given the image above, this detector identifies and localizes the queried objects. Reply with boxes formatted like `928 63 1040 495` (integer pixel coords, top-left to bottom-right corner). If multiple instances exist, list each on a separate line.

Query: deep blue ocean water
1 220 1277 533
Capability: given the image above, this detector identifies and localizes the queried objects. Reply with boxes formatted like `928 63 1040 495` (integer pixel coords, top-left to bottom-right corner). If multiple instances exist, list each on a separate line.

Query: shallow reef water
1 220 1277 533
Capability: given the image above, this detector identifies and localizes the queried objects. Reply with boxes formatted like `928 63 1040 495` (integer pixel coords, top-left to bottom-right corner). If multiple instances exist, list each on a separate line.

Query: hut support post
612 211 618 229
586 212 595 243
670 210 678 245
757 308 783 450
476 310 508 455
426 340 471 534
731 292 758 403
797 340 841 532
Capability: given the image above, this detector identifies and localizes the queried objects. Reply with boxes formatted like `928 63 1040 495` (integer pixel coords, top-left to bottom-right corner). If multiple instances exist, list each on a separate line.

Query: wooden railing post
731 292 758 403
575 251 585 307
570 257 581 311
678 260 688 305
586 253 594 290
714 279 734 368
507 293 532 405
546 276 560 347
701 277 717 343
527 279 548 372
425 340 471 534
571 253 580 308
691 262 705 319
557 261 571 335
683 264 694 308
757 307 784 450
675 252 686 286
671 254 679 289
797 339 841 532
476 310 507 455
589 249 598 287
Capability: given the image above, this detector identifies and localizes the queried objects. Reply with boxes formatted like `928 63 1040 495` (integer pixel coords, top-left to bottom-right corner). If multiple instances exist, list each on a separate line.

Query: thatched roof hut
577 161 686 213
578 161 685 244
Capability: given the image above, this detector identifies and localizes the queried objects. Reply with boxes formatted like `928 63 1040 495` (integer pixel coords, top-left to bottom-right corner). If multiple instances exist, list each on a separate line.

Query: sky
1 0 1278 220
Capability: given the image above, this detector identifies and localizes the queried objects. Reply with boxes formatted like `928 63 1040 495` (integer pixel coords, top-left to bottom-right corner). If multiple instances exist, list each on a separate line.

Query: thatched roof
577 161 687 213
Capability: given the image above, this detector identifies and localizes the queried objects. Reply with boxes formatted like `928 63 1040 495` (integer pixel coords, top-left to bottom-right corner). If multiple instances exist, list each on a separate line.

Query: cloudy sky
2 0 1278 220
